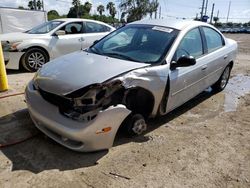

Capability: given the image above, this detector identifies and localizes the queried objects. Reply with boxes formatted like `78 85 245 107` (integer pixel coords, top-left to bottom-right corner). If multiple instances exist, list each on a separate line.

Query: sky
0 0 249 23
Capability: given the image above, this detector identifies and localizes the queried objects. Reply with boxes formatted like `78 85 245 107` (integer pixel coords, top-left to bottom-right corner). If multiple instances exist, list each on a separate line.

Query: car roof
53 18 114 28
129 19 211 30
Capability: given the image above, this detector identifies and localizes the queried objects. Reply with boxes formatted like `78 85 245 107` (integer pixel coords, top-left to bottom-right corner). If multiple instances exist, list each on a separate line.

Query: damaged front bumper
25 81 131 152
2 41 24 70
3 51 24 70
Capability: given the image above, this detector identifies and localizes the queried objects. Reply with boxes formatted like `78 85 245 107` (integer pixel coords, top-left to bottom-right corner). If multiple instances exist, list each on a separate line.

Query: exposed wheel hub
132 118 147 135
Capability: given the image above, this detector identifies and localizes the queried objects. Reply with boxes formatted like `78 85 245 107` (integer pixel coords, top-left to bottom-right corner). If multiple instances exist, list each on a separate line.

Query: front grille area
39 88 72 108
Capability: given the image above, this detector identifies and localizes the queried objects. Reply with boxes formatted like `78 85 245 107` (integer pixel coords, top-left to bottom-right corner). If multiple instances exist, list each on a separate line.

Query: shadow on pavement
0 109 109 173
114 89 215 146
6 69 28 75
0 89 215 173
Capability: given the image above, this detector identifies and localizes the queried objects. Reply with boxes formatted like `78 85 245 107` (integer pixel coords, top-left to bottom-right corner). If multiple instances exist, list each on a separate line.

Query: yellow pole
0 41 8 91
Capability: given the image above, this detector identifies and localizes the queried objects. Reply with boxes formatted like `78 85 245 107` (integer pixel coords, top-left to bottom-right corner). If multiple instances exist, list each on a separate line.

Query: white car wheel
212 65 231 92
22 48 49 72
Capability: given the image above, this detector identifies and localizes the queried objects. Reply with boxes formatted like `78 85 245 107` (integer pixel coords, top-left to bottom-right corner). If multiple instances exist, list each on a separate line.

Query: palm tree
106 2 117 18
28 0 34 10
72 0 80 7
37 0 42 10
119 0 151 22
83 1 92 15
148 0 159 19
72 0 81 17
97 5 105 16
213 17 219 24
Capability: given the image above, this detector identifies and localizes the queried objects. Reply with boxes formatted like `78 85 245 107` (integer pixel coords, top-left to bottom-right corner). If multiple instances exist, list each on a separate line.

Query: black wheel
21 48 49 72
212 65 231 92
125 114 147 137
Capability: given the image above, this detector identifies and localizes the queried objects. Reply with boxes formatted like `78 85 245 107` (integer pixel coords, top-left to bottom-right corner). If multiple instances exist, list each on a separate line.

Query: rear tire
21 48 49 72
212 65 231 92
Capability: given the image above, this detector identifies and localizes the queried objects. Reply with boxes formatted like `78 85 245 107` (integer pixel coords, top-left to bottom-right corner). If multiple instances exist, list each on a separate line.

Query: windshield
27 21 64 34
89 25 178 64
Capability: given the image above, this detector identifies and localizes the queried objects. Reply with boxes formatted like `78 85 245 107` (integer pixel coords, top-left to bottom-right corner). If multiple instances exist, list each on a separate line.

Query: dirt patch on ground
0 34 249 188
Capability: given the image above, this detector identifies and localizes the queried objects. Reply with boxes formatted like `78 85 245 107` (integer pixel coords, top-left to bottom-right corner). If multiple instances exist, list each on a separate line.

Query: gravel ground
0 34 249 188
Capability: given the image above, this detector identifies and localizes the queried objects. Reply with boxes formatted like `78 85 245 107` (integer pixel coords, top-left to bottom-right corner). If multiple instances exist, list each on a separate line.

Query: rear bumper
25 81 131 152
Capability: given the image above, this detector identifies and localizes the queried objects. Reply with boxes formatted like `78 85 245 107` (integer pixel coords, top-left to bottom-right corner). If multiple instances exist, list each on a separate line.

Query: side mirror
55 30 66 36
171 55 196 69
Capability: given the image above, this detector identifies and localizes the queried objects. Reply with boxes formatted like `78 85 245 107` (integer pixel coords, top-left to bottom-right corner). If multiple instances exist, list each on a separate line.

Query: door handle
224 55 228 59
201 65 207 70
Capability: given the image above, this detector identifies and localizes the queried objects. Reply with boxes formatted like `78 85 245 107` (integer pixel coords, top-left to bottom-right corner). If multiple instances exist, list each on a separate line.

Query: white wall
0 7 47 34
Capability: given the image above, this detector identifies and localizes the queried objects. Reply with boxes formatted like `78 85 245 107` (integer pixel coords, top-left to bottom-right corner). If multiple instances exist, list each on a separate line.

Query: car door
166 27 208 112
81 21 112 49
50 22 84 59
201 26 227 87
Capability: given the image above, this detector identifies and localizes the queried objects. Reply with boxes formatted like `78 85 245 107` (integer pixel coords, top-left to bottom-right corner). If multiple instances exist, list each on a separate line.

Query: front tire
212 65 231 92
21 48 49 72
124 114 147 137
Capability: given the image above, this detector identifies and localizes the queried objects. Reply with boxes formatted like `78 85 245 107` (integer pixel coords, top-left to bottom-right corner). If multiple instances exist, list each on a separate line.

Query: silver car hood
0 32 44 42
35 51 149 95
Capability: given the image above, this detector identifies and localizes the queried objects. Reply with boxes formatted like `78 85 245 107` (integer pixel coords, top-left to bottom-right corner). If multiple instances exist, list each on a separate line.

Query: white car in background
1 18 115 72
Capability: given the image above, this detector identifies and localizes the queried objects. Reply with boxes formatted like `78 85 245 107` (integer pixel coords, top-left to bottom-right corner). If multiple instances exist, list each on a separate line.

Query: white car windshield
27 21 64 34
90 25 178 64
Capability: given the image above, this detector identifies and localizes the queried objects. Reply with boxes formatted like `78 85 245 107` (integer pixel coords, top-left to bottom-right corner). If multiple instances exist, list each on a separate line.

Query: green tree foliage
214 22 222 27
28 1 34 10
106 2 117 19
71 0 81 17
91 14 119 23
72 0 80 8
18 6 24 9
119 0 159 22
27 0 43 10
213 17 219 24
120 12 126 23
48 10 60 20
68 1 92 18
242 22 250 27
97 5 105 16
67 7 77 18
226 22 233 27
148 0 159 18
83 1 92 15
37 0 43 10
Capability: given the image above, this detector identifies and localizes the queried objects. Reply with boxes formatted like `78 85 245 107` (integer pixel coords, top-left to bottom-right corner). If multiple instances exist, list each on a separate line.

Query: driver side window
174 28 203 61
59 22 83 35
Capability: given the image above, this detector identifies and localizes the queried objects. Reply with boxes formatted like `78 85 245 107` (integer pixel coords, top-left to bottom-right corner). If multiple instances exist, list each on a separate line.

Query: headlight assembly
61 80 123 121
10 41 23 51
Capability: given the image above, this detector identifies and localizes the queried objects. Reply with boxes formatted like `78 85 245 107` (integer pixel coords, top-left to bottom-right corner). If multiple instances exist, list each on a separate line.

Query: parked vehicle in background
219 27 250 34
25 19 237 152
0 18 115 71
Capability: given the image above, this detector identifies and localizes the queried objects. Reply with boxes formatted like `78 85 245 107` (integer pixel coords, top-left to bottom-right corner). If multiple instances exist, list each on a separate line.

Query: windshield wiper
89 47 102 55
103 52 140 62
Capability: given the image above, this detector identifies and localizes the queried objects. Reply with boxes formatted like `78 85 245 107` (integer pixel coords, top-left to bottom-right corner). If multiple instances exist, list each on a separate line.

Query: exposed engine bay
59 80 125 122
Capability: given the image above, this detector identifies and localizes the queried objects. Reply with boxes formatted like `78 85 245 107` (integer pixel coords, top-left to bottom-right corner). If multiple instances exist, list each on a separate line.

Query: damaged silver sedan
25 19 237 152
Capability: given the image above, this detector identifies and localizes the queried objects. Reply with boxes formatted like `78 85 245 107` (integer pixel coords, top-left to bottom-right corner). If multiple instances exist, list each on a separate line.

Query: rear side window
203 27 224 53
85 22 111 33
174 28 203 60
